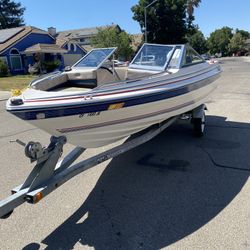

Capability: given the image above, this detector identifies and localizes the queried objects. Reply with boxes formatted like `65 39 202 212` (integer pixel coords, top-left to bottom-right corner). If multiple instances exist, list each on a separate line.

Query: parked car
215 53 222 58
103 59 126 67
201 54 210 60
112 60 126 67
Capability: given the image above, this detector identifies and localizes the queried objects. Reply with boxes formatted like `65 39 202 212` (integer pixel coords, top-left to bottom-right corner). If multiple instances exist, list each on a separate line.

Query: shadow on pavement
37 116 250 249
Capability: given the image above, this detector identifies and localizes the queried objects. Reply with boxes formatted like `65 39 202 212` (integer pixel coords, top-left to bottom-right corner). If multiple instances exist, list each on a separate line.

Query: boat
6 43 221 148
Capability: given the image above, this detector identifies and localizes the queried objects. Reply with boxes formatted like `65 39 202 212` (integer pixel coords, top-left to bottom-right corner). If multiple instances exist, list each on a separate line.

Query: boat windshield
73 47 116 69
129 44 175 71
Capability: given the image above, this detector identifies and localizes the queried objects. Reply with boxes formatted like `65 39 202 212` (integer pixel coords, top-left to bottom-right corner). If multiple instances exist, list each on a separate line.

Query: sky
20 0 250 37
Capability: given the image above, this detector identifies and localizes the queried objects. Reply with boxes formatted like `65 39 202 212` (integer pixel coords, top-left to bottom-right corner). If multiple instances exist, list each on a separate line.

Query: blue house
0 26 86 74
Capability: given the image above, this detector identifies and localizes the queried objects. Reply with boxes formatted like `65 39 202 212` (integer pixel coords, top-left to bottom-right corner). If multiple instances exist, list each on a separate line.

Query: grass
0 75 36 91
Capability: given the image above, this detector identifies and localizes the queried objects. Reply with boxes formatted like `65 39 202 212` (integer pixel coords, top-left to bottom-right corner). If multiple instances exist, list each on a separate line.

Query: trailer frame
0 104 206 219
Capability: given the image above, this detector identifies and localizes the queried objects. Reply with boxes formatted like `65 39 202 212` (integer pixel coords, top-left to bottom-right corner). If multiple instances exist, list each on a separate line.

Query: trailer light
34 192 43 203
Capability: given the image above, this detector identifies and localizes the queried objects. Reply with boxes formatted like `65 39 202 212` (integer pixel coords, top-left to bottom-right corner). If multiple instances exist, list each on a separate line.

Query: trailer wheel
192 111 205 137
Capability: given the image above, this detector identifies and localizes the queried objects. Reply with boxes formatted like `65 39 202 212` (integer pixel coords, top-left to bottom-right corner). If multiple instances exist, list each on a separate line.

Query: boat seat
114 67 128 80
96 67 116 85
126 68 156 80
96 67 158 85
55 86 91 92
96 67 128 85
66 69 97 88
33 73 68 91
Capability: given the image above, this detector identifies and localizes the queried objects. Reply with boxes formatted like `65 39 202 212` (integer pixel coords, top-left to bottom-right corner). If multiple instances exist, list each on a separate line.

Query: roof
81 44 94 52
0 27 25 43
55 37 87 53
0 26 54 54
57 24 120 40
55 37 69 47
55 37 80 47
24 43 67 54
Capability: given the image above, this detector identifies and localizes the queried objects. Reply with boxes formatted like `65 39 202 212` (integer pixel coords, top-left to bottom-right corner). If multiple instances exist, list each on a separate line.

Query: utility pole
144 0 158 43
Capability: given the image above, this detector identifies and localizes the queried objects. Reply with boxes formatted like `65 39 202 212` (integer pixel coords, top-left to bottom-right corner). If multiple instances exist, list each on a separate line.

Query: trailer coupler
0 135 84 218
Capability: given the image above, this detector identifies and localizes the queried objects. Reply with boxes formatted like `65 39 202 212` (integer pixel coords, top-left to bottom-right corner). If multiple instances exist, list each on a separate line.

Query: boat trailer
0 105 206 219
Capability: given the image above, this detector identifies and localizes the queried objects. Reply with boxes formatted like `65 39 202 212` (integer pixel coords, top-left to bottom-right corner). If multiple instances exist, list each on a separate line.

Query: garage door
63 54 83 67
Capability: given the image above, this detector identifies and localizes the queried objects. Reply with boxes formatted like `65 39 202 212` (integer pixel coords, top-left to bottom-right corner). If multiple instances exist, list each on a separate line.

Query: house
57 25 143 56
131 33 143 51
55 37 88 66
245 38 250 55
57 24 121 52
0 26 86 74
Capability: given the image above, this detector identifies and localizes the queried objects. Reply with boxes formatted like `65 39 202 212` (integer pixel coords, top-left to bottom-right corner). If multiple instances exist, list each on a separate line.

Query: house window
71 44 77 52
10 48 22 70
67 43 77 52
70 44 75 51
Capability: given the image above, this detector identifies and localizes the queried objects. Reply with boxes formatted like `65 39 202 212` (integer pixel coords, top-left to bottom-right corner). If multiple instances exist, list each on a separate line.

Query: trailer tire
192 112 205 137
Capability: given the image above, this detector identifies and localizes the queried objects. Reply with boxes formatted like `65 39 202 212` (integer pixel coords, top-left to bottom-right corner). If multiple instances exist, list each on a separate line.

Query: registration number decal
79 112 101 118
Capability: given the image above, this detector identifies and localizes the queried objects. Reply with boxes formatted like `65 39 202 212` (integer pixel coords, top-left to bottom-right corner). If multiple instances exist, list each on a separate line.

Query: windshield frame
72 47 117 69
129 43 178 71
166 45 185 70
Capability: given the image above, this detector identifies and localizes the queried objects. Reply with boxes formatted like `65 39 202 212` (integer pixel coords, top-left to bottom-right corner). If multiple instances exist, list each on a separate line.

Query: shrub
43 60 61 73
0 60 9 76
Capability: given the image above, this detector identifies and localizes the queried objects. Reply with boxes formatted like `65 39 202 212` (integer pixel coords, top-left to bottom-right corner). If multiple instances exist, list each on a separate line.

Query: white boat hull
27 78 218 148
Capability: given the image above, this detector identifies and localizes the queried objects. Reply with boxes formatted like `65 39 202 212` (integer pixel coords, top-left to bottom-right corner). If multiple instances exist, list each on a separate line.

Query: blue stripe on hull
9 73 219 121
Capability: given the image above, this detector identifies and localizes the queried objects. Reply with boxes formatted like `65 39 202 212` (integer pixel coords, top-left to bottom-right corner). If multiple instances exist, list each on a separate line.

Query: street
0 57 250 249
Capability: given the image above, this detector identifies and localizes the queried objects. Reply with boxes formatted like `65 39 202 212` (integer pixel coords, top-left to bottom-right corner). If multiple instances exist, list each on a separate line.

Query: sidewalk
0 91 10 101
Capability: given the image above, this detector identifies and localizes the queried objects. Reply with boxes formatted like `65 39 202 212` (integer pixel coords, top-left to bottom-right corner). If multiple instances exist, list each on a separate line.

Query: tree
207 27 233 56
118 31 135 60
235 29 250 40
0 60 8 76
186 0 201 32
0 0 25 29
131 0 201 44
91 26 134 60
187 29 207 54
186 0 201 18
228 33 246 55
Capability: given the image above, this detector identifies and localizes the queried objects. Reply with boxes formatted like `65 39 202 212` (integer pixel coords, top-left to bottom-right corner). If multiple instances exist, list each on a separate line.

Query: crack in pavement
0 128 38 139
206 124 250 130
199 145 250 172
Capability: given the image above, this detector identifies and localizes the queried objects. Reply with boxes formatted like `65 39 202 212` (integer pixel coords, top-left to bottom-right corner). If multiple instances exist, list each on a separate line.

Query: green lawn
0 75 36 91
